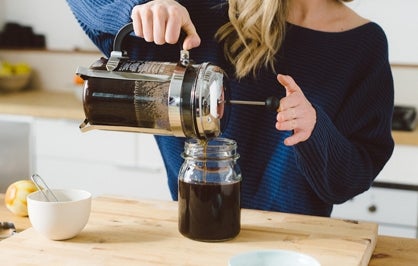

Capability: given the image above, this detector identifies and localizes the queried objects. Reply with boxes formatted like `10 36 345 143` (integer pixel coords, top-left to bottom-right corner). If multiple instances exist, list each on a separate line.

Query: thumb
182 20 201 50
277 74 301 96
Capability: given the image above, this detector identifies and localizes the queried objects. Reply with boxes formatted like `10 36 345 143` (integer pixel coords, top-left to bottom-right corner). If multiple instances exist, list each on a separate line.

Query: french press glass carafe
76 23 229 139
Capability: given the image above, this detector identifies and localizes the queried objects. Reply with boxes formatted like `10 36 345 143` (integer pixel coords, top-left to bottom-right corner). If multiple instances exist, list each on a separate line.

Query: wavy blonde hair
216 0 353 78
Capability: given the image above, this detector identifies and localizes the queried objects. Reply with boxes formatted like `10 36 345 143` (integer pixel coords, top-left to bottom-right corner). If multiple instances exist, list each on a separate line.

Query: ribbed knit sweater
67 0 394 216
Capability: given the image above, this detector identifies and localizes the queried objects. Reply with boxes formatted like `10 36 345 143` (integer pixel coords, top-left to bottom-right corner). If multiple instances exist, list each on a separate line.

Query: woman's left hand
276 74 317 146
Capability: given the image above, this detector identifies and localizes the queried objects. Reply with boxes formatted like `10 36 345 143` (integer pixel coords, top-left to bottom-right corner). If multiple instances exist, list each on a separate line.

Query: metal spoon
0 222 16 239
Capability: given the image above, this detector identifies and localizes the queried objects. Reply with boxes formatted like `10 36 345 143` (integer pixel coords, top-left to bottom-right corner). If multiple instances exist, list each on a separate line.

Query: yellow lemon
13 63 32 75
5 180 39 216
0 61 13 77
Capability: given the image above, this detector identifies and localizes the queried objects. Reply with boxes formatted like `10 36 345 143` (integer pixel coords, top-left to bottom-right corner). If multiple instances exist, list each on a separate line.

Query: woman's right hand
131 0 201 50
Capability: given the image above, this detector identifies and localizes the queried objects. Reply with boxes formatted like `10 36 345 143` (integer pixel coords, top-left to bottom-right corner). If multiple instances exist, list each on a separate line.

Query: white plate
229 249 321 266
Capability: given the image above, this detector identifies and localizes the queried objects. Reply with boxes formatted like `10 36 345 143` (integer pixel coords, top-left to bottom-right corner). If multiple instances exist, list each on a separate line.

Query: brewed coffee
178 180 241 241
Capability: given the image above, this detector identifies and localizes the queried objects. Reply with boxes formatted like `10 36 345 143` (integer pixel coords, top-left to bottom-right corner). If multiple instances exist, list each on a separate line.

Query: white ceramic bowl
27 189 91 240
229 249 321 266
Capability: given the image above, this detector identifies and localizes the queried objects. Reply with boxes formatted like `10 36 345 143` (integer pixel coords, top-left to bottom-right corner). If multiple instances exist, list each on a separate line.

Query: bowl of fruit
0 61 32 92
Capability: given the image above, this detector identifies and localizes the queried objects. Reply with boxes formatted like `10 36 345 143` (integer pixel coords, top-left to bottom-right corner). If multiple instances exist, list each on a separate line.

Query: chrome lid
193 63 227 139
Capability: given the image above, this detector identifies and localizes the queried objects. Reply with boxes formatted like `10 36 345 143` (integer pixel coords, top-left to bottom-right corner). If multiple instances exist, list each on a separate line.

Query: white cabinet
35 118 137 165
332 187 418 238
33 118 170 200
376 145 418 186
332 145 418 239
0 115 35 192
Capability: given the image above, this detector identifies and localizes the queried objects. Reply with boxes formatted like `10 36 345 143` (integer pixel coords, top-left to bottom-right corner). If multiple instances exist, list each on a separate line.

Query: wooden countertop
0 193 31 233
1 89 417 145
0 89 84 120
392 128 418 146
1 195 378 265
0 194 417 265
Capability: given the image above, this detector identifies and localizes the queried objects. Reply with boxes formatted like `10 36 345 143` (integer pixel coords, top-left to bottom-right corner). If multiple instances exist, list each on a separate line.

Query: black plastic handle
265 96 280 111
113 22 135 53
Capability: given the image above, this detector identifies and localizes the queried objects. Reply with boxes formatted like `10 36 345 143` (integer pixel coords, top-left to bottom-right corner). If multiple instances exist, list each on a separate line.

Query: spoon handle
31 174 59 202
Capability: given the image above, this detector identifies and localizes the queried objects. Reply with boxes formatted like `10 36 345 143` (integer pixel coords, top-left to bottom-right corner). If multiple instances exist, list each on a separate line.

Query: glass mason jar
178 138 242 242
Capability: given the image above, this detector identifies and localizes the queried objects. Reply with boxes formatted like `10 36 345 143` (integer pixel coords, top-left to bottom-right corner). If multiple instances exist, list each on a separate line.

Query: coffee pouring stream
76 22 279 140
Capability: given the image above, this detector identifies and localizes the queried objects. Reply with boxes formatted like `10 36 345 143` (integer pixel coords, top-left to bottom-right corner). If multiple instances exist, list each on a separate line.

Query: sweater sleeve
66 0 149 55
294 29 394 205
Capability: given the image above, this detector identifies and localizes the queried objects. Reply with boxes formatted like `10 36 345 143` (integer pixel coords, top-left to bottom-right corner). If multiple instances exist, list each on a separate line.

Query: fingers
181 20 201 50
140 7 155 42
275 107 299 132
131 11 144 39
277 74 301 95
131 1 200 49
276 107 297 124
276 74 302 111
165 14 182 44
275 109 314 146
275 116 311 146
275 74 317 146
153 7 167 44
283 132 312 146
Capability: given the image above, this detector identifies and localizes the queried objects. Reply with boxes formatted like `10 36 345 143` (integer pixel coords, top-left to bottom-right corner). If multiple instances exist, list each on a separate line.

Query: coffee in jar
178 138 241 242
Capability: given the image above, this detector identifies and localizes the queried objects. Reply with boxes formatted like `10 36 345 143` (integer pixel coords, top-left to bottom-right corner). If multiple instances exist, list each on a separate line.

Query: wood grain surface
0 90 83 120
0 196 378 266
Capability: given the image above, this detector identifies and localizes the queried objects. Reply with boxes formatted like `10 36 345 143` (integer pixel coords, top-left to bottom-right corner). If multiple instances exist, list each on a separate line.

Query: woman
67 0 394 216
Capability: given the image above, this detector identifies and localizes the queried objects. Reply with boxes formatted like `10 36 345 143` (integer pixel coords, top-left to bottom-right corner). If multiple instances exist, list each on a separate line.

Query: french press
76 22 229 139
76 23 280 139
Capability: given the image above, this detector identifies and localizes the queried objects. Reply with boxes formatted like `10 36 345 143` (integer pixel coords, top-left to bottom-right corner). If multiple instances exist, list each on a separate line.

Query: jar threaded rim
182 138 239 160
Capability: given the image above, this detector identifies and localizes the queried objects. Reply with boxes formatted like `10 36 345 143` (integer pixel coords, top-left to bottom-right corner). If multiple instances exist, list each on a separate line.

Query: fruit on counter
0 61 32 77
0 61 13 76
14 63 32 75
4 180 39 216
0 61 33 91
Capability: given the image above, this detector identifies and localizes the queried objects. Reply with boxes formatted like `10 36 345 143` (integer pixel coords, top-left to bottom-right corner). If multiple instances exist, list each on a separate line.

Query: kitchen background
1 0 417 238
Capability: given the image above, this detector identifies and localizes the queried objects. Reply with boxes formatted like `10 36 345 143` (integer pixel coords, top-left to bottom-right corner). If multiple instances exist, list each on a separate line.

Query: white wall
346 0 418 64
0 50 101 92
1 0 97 51
391 66 418 109
0 1 5 27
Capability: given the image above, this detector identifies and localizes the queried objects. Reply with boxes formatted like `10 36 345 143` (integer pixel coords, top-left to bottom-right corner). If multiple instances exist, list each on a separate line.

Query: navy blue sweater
67 0 394 216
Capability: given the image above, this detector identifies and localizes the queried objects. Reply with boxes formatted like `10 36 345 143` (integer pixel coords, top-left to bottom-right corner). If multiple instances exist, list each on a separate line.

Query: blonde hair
216 0 353 78
216 0 289 78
